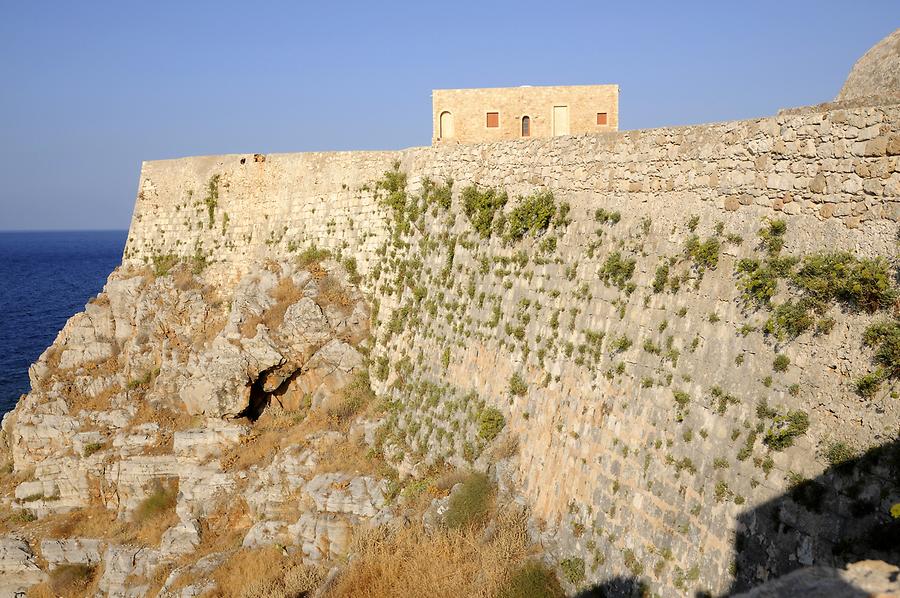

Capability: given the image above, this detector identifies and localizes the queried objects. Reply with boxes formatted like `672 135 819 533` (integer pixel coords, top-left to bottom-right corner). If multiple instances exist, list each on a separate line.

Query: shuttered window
486 112 499 128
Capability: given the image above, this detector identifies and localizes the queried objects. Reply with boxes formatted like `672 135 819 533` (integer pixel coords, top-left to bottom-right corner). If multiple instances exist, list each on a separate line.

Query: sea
0 231 127 415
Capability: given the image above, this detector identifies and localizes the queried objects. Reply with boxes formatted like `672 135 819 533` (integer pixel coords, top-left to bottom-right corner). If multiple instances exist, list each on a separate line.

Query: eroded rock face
733 560 900 597
837 28 900 101
0 257 378 596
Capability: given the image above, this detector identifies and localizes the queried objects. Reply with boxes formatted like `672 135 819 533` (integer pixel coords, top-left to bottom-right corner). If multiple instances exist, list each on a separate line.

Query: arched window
439 111 454 139
521 115 531 137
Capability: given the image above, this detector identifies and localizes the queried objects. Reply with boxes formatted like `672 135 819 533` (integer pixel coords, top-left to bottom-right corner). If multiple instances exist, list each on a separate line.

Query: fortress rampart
121 99 900 594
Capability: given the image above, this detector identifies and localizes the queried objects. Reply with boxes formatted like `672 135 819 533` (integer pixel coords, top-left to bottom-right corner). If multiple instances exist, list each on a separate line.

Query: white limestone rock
39 538 103 570
0 536 45 595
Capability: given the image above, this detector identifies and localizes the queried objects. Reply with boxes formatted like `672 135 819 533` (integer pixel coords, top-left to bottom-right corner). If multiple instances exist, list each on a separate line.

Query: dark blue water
0 231 127 414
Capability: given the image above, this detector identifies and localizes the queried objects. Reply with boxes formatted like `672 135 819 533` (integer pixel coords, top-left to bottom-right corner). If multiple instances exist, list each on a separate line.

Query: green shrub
855 370 884 398
652 263 669 293
82 442 105 458
296 245 331 268
623 548 644 576
204 174 220 228
478 407 506 442
714 480 731 502
498 561 564 598
773 354 790 372
610 334 632 353
505 191 556 242
734 256 797 307
509 373 528 396
327 369 375 423
823 441 856 467
863 320 900 377
445 472 492 529
559 557 586 585
423 177 453 210
764 299 816 340
672 390 691 409
793 252 895 313
758 219 787 254
151 253 179 277
594 208 621 224
134 480 177 523
764 410 809 451
600 252 636 289
685 235 720 270
462 185 508 238
711 386 738 415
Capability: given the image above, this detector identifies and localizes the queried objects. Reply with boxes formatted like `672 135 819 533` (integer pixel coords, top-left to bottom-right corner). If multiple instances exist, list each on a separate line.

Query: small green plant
559 557 586 585
623 549 644 576
758 219 787 254
445 472 493 529
672 390 691 409
478 407 506 442
296 245 331 268
509 373 528 396
594 208 621 224
504 191 557 242
610 334 632 353
498 561 564 598
772 354 790 373
461 185 508 238
685 235 721 271
134 480 178 523
82 442 105 458
863 320 900 378
855 370 884 398
204 174 220 228
652 263 669 293
600 252 636 289
151 253 179 277
764 410 809 451
823 441 856 467
714 480 731 503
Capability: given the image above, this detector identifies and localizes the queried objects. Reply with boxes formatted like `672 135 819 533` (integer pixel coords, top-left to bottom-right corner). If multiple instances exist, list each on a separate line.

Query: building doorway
552 105 569 136
521 115 531 137
439 111 454 140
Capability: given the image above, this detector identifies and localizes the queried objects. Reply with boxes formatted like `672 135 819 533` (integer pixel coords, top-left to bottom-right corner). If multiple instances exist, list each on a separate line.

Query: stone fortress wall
122 97 900 595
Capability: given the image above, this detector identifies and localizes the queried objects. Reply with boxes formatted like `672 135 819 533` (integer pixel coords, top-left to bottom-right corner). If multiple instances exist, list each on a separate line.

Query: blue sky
0 1 896 230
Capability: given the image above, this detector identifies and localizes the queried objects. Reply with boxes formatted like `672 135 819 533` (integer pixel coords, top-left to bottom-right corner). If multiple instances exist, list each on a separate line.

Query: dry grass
265 278 304 330
27 564 99 598
130 479 179 544
239 277 303 338
323 370 376 428
325 509 537 598
199 546 326 598
317 275 354 313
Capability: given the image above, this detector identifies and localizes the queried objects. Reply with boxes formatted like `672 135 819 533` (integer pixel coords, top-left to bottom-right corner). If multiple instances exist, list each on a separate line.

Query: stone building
432 84 618 144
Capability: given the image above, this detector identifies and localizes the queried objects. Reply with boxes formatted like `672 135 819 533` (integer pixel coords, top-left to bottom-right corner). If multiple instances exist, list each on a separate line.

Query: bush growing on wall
478 407 506 441
461 185 508 238
504 191 557 243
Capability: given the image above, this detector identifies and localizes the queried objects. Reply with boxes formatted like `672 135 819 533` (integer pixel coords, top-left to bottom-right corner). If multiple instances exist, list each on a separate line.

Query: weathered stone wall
122 100 900 595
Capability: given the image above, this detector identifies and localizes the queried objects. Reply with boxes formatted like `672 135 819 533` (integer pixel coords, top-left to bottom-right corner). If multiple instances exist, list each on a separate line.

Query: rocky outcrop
837 29 900 102
0 257 387 596
733 560 900 597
